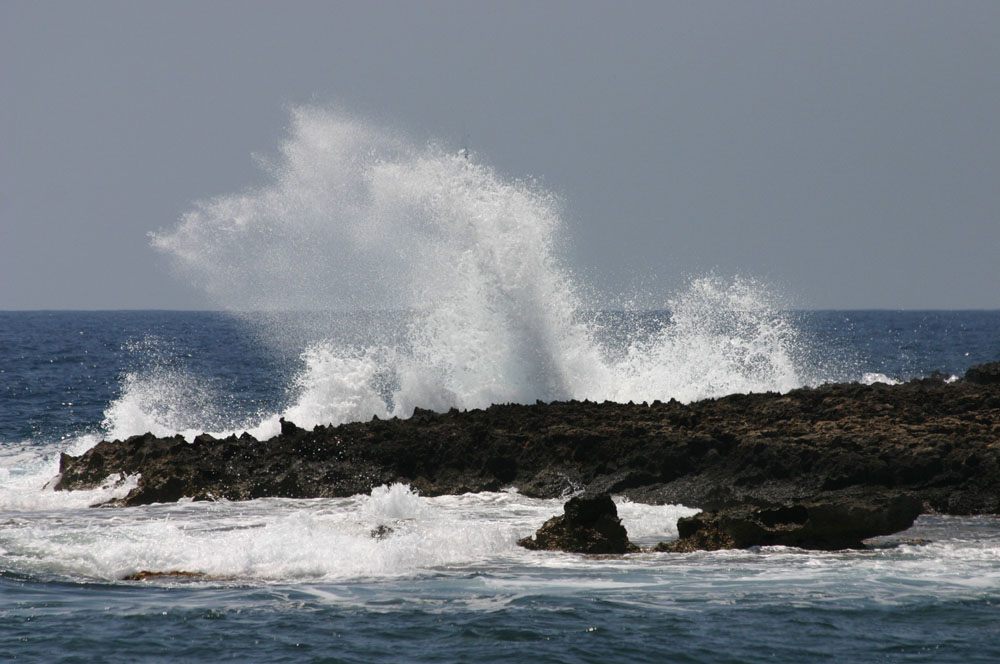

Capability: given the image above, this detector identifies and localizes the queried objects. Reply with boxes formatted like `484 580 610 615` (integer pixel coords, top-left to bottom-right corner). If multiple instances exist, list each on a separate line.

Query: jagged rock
655 495 923 552
54 362 1000 515
518 493 638 554
965 361 1000 385
279 417 305 435
518 468 583 499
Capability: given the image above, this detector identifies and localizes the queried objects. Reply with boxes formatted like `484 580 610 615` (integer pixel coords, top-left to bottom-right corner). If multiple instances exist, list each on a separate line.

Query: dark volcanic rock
656 494 923 552
518 494 638 554
54 362 1000 515
965 361 1000 385
123 570 207 581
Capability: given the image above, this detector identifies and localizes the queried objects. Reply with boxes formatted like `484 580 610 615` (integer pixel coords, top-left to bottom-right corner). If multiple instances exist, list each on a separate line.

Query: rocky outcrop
517 494 638 554
966 362 1000 385
55 363 1000 516
655 494 923 552
518 493 922 554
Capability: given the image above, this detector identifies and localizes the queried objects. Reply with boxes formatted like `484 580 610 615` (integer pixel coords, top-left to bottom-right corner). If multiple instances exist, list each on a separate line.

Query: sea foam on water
0 479 699 582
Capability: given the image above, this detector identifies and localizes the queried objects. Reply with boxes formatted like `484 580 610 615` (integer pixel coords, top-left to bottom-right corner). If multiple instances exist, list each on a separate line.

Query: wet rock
54 362 1000 515
279 417 305 435
964 361 1000 385
123 570 207 581
370 524 394 540
655 495 923 552
518 493 638 554
518 468 583 499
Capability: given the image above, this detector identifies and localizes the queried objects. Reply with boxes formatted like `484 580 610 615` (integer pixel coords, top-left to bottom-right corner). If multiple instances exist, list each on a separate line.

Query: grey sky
2 0 998 310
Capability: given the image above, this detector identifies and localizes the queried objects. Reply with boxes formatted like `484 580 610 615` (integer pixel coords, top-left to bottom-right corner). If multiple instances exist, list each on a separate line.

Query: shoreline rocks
516 493 922 554
517 494 638 554
654 494 923 552
55 363 1000 520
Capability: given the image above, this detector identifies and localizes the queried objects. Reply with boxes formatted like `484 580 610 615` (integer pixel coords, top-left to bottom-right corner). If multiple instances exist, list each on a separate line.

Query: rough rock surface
518 494 638 554
655 494 923 552
123 570 207 581
55 363 1000 515
965 362 1000 385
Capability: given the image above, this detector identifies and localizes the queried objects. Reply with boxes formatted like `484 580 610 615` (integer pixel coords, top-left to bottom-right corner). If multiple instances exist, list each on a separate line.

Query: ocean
2 309 999 663
3 110 1000 661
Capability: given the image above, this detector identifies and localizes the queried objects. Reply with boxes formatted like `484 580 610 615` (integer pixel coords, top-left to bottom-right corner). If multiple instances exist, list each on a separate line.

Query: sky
2 0 998 310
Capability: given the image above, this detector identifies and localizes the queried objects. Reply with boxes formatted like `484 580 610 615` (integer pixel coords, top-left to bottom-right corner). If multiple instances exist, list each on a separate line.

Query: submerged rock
518 493 638 554
370 524 394 540
655 495 923 552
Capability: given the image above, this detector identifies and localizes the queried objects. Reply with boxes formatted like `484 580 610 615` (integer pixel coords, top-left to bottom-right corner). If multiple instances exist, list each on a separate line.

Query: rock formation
55 363 1000 519
654 494 922 552
517 493 638 554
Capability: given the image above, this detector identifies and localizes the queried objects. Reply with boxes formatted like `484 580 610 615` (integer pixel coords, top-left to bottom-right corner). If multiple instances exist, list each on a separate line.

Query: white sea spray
131 108 812 437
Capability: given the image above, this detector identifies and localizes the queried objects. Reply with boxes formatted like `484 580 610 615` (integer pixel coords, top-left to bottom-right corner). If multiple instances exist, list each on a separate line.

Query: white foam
0 435 139 511
99 335 283 442
133 108 816 437
0 482 714 582
282 345 391 429
0 486 572 582
3 477 998 597
861 372 902 386
614 497 701 543
601 276 803 403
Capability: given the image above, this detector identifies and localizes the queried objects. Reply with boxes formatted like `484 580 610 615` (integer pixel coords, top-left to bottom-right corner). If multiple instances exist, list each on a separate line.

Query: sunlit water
3 109 1000 660
2 311 998 662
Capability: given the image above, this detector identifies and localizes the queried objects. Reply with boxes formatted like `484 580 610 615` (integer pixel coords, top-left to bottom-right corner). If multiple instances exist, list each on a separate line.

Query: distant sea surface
2 310 999 663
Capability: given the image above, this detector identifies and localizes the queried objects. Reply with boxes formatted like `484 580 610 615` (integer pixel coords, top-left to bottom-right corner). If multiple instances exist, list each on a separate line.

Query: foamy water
0 480 698 582
4 469 998 600
0 436 139 512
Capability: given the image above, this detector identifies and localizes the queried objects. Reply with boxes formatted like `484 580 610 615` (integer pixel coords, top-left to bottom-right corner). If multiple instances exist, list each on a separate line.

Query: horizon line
3 307 1000 314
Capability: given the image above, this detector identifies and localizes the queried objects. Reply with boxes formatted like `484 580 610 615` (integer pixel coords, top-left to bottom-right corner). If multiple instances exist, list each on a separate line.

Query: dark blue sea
2 309 999 663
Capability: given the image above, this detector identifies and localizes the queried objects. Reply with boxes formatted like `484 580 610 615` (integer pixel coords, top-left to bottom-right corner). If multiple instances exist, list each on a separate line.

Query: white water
0 108 819 584
0 481 698 582
135 107 809 439
0 436 138 512
3 475 998 591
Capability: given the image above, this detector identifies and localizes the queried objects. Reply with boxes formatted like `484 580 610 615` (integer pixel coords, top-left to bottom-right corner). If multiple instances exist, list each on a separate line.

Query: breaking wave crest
112 107 812 437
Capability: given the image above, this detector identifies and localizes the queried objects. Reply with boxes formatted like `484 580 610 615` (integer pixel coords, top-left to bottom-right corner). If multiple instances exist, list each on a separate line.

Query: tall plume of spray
145 107 806 436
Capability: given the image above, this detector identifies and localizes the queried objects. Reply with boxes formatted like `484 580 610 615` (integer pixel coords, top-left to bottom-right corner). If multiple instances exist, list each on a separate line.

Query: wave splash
131 107 806 438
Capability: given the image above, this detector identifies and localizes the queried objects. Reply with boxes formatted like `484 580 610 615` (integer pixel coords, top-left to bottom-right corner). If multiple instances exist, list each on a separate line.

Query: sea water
1 311 999 663
3 108 1000 662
